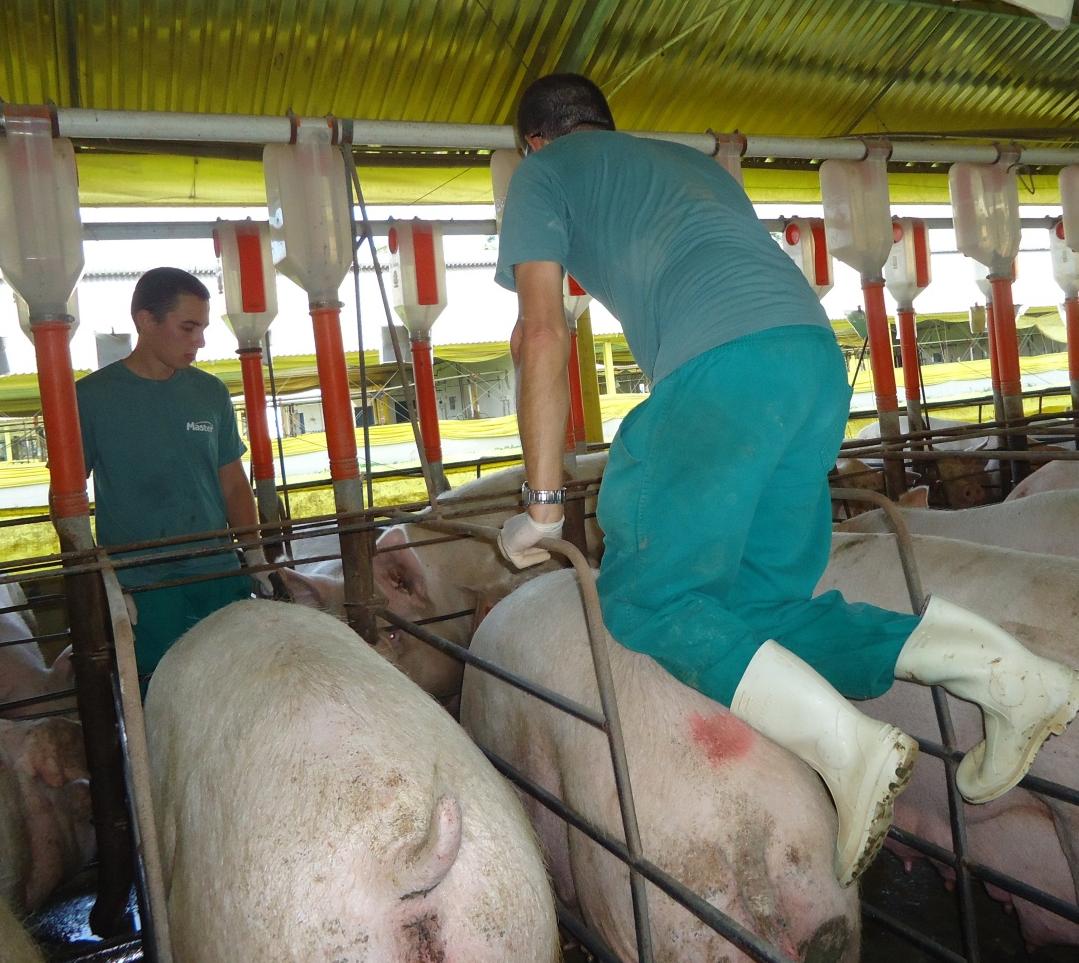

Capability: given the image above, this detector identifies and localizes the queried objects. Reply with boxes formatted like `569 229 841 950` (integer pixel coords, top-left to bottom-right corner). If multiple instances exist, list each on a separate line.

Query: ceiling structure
1 0 1077 206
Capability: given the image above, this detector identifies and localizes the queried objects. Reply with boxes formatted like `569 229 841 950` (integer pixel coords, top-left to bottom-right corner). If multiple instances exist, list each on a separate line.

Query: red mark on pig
689 711 755 766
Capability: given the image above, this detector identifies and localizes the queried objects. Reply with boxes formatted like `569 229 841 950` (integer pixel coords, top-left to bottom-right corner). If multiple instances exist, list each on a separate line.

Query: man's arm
512 260 570 525
219 458 274 593
218 459 258 531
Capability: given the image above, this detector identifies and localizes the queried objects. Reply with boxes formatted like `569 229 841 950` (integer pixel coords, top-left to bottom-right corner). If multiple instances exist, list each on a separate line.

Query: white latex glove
498 512 564 569
244 547 275 597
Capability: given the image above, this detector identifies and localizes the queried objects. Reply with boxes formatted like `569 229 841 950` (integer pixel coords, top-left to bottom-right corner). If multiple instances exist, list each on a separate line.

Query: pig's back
146 599 557 963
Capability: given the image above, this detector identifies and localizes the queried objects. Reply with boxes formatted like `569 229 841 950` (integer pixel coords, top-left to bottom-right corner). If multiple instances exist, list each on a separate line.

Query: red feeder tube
311 306 359 482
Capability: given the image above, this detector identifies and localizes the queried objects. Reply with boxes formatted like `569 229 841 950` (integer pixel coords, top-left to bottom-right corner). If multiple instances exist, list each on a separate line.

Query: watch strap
521 482 567 505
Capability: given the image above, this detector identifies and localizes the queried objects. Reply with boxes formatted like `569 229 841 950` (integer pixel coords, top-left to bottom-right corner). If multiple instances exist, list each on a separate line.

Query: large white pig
1005 458 1079 501
0 717 94 915
462 569 860 963
282 453 608 702
0 899 45 963
144 599 558 963
0 582 73 719
837 490 1079 560
820 532 1079 949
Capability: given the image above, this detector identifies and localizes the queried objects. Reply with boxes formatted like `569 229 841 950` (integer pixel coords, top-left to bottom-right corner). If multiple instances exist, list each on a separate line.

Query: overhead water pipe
7 104 1077 167
263 124 379 642
0 107 133 936
214 219 281 526
885 217 932 435
820 146 907 497
950 152 1028 481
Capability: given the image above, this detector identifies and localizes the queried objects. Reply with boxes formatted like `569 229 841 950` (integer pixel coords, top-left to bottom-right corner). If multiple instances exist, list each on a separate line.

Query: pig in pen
296 468 1079 963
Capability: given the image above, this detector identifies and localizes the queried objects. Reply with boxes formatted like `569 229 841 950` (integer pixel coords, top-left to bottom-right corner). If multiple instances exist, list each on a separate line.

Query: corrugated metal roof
1 0 1076 204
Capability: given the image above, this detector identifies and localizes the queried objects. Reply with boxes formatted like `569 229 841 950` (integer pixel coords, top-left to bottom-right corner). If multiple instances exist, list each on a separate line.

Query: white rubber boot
895 596 1079 804
730 640 918 887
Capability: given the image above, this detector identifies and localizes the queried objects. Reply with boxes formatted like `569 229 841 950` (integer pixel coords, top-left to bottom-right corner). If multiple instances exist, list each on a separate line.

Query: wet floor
29 854 1076 962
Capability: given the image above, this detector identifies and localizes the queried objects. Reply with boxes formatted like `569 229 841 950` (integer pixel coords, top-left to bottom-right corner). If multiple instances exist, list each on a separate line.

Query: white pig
0 582 73 719
837 489 1079 560
1006 458 1079 501
820 532 1079 949
144 599 559 963
0 899 45 963
0 717 94 915
282 453 608 702
462 569 860 963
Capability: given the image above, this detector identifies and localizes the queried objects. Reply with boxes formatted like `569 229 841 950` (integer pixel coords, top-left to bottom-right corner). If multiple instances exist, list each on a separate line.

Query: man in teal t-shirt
494 73 1079 887
75 267 271 679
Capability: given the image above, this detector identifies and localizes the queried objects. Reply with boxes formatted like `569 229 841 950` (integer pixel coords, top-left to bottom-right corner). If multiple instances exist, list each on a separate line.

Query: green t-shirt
76 361 245 586
495 130 831 384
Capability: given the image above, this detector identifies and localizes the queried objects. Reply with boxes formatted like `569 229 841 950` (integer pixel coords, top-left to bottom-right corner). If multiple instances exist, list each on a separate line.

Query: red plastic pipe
989 277 1022 397
896 308 921 407
35 321 90 518
311 306 359 481
410 338 443 466
567 330 586 449
985 301 1001 393
862 280 899 415
239 350 274 482
1066 297 1079 393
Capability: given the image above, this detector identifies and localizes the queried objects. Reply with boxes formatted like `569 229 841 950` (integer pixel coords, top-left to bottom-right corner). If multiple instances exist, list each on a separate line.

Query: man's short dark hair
131 267 210 322
516 73 615 146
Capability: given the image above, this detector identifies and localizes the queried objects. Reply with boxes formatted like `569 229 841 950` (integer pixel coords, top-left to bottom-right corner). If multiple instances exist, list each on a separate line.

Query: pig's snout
799 914 854 962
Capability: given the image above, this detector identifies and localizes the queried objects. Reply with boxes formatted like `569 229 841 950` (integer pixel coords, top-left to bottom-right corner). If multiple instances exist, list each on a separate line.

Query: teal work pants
130 574 252 681
596 325 920 706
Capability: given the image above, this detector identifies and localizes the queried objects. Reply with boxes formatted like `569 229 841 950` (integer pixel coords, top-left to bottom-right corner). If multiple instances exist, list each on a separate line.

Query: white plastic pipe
4 106 1073 167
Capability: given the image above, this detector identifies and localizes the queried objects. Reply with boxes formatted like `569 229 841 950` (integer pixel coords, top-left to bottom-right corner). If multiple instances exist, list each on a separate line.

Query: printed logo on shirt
186 421 214 433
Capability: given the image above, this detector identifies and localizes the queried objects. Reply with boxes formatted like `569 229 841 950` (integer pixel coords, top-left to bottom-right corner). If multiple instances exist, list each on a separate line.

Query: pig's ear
374 528 429 603
278 568 340 611
899 485 930 509
392 794 462 899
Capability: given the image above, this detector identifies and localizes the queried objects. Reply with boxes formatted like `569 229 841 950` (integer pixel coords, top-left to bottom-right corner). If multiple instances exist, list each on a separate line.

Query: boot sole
842 733 919 887
958 673 1079 805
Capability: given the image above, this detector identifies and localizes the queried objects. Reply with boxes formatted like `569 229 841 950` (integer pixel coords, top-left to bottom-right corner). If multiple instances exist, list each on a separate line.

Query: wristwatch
522 481 567 505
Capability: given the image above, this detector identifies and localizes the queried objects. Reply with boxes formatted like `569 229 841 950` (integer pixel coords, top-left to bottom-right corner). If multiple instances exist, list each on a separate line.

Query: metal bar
555 900 624 963
483 747 796 963
402 514 655 963
861 904 967 963
0 629 70 649
377 609 606 728
100 560 172 963
832 486 983 961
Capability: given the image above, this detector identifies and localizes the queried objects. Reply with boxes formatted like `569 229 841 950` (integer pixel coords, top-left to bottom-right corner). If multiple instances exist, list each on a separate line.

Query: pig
820 532 1079 949
837 490 1079 561
854 417 998 507
144 599 559 963
462 569 860 963
1006 458 1079 501
0 717 94 915
0 582 73 719
0 899 45 963
282 453 608 703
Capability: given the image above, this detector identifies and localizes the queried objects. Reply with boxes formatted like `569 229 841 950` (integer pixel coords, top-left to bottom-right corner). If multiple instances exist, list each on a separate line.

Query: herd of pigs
2 438 1078 962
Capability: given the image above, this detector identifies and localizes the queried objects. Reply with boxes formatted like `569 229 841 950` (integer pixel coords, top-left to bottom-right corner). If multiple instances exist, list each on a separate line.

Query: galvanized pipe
403 515 655 963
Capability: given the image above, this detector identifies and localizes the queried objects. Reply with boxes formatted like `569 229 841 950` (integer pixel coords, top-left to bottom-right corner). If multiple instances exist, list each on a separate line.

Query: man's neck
122 348 177 381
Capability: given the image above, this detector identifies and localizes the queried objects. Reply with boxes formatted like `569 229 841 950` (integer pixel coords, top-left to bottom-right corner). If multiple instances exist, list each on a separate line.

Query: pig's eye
386 629 399 643
392 575 410 594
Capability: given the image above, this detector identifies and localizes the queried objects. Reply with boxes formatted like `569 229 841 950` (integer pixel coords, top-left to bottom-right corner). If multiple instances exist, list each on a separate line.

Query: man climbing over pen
494 72 1079 886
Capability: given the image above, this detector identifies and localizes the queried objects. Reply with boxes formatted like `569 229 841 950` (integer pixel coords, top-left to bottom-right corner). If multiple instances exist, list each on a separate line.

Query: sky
0 200 1069 376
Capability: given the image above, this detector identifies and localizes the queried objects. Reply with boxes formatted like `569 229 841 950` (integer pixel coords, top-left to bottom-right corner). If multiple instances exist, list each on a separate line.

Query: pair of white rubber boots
729 596 1079 887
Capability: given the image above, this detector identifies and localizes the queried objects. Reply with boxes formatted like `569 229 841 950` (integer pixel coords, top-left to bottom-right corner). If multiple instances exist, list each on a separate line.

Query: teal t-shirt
76 362 245 587
495 130 831 384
